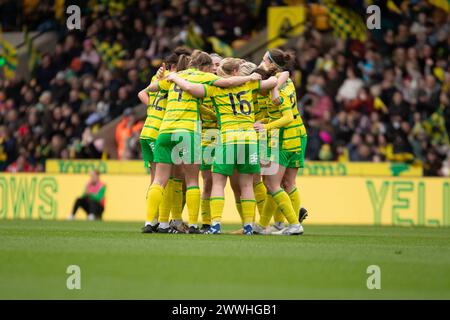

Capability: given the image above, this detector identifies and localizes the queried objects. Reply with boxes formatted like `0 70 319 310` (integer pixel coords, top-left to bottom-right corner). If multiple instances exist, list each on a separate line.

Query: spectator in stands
6 153 34 173
115 108 143 160
336 67 364 105
110 86 132 119
50 72 70 105
0 125 16 171
35 54 57 91
423 149 444 176
80 39 101 72
304 84 333 122
69 170 106 221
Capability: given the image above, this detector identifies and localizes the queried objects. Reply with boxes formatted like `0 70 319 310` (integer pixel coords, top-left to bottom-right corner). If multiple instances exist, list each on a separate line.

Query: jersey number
289 93 298 119
289 93 296 105
229 91 251 116
174 84 183 102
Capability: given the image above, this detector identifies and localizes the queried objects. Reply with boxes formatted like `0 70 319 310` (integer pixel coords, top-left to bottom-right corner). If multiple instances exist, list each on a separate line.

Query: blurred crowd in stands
0 0 449 176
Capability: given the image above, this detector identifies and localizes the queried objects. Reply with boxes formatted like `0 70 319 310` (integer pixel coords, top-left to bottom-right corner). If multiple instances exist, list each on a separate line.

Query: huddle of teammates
138 47 308 235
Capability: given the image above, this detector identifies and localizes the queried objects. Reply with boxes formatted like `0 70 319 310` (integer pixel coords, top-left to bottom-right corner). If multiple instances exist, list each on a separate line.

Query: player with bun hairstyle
238 61 257 76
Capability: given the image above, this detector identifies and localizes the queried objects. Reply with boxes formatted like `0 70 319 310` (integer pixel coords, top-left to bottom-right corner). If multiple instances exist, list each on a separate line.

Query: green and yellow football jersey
205 80 261 145
267 78 305 152
158 68 219 135
254 93 269 122
140 74 168 140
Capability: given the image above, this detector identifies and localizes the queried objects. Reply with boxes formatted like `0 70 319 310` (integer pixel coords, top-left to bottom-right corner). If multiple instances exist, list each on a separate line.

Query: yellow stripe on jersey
201 97 218 146
158 68 219 134
140 74 168 140
267 78 304 152
205 80 260 145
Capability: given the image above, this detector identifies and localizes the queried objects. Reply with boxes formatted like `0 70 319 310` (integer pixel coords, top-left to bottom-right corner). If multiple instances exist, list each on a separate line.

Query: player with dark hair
69 170 106 221
252 48 305 235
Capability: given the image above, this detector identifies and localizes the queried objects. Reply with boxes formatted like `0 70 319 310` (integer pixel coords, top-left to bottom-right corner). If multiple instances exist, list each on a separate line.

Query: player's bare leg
150 163 156 184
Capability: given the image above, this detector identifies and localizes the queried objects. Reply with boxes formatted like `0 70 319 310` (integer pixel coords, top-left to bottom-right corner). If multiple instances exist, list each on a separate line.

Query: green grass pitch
0 220 449 299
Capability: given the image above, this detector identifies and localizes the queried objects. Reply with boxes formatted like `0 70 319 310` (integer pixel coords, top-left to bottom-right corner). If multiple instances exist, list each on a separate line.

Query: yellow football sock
171 178 184 221
186 186 200 226
146 184 165 223
241 199 256 225
273 209 285 223
272 189 298 225
259 194 276 227
210 197 225 223
158 178 173 223
201 198 211 225
253 182 267 217
289 187 300 219
236 201 243 222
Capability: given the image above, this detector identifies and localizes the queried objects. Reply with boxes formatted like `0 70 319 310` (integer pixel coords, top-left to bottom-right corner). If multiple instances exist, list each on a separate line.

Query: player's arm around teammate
253 49 304 236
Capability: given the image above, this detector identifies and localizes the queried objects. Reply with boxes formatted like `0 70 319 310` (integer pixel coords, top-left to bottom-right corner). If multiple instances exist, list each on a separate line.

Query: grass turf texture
0 220 449 299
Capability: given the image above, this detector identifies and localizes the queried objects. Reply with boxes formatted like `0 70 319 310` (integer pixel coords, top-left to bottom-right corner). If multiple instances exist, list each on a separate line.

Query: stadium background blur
0 0 449 177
